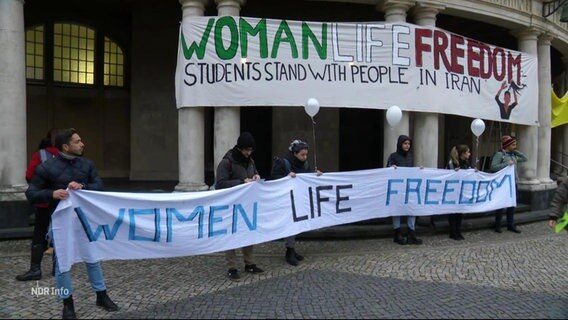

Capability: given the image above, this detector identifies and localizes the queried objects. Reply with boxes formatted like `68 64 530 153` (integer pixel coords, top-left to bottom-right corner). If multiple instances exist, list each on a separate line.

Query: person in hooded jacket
271 139 322 266
215 132 264 281
386 135 423 245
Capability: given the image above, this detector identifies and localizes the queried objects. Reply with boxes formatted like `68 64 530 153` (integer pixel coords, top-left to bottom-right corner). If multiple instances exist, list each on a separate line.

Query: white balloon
470 118 486 137
386 105 402 128
304 98 320 117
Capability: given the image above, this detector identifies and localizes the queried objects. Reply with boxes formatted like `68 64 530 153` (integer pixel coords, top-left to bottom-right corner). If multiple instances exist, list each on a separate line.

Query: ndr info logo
31 281 69 296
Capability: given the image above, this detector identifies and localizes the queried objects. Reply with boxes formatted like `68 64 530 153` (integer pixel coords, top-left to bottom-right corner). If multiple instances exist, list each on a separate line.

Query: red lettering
467 40 480 77
507 52 522 84
433 31 451 71
450 34 465 74
415 28 432 67
492 48 506 81
479 43 492 79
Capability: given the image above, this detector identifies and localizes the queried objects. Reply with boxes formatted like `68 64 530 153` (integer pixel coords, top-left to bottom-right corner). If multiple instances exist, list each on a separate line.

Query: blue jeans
392 216 416 230
48 224 106 299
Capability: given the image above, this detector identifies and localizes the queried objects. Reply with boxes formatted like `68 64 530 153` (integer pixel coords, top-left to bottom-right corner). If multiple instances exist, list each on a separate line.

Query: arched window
53 23 95 84
25 25 44 80
25 22 125 87
104 36 124 87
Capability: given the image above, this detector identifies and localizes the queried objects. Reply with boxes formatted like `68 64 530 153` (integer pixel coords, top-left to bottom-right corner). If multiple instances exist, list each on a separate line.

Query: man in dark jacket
25 128 119 319
549 179 568 231
215 132 264 281
386 135 423 245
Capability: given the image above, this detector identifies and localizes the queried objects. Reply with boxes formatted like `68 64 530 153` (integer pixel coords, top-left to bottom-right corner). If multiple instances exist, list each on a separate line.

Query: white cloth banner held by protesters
52 166 516 272
175 16 538 125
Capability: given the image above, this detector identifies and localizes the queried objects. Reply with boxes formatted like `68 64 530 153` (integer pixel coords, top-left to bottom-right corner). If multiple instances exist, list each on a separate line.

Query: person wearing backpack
271 139 322 266
215 132 264 281
16 128 60 281
490 135 527 233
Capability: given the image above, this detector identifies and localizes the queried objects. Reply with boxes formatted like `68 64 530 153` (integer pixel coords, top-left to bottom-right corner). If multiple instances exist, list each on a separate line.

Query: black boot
16 244 45 281
96 290 119 311
285 247 299 266
62 296 76 319
407 229 423 245
393 228 407 245
294 251 304 261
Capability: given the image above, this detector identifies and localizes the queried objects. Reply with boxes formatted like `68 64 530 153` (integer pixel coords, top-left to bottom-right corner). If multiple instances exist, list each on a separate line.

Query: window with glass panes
104 37 124 87
25 22 125 87
25 25 44 80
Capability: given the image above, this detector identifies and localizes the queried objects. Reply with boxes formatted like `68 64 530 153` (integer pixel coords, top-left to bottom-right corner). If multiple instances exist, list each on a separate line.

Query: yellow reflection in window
25 25 44 80
104 37 124 87
53 23 95 84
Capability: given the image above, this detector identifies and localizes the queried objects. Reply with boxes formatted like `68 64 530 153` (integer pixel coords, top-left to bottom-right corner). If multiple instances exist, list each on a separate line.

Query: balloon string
475 136 479 169
311 117 318 171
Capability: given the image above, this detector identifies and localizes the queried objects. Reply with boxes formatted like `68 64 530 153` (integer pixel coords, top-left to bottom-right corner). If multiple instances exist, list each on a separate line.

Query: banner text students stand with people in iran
175 17 538 126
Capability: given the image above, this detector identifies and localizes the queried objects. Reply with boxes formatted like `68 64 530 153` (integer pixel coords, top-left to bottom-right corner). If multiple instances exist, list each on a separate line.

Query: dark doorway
339 109 383 171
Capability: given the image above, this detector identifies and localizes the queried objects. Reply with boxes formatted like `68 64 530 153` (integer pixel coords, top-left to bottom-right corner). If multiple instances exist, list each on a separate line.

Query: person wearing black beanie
215 132 264 281
236 132 256 150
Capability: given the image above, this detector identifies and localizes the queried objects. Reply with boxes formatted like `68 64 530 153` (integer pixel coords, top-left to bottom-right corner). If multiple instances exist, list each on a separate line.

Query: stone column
175 0 209 192
411 2 444 169
0 0 27 200
214 0 244 175
380 0 412 166
513 28 540 185
559 58 568 178
537 33 554 184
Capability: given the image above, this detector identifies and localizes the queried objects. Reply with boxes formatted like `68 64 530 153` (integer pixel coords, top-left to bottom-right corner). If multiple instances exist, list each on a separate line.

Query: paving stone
1 221 566 319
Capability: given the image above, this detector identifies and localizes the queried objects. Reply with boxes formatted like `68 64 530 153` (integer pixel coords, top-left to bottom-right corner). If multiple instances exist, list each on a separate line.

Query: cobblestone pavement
1 222 566 319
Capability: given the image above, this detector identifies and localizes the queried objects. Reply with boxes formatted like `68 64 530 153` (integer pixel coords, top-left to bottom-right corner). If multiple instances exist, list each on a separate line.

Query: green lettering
181 18 215 60
271 20 298 59
214 16 239 60
239 18 268 58
302 22 327 59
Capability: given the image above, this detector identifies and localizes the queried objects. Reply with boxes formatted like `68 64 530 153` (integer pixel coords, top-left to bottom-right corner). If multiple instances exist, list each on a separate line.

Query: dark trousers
32 207 51 247
448 213 463 236
495 206 515 229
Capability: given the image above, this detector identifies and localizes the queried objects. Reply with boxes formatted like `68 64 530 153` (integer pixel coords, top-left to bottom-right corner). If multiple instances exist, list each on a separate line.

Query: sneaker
244 264 264 274
227 268 241 281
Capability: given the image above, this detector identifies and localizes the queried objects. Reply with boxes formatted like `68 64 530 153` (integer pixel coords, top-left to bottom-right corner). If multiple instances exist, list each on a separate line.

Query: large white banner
52 166 516 272
175 16 538 125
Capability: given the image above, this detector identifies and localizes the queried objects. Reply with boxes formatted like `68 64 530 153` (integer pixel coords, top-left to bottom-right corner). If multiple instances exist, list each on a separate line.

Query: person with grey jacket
490 135 527 233
215 132 264 281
